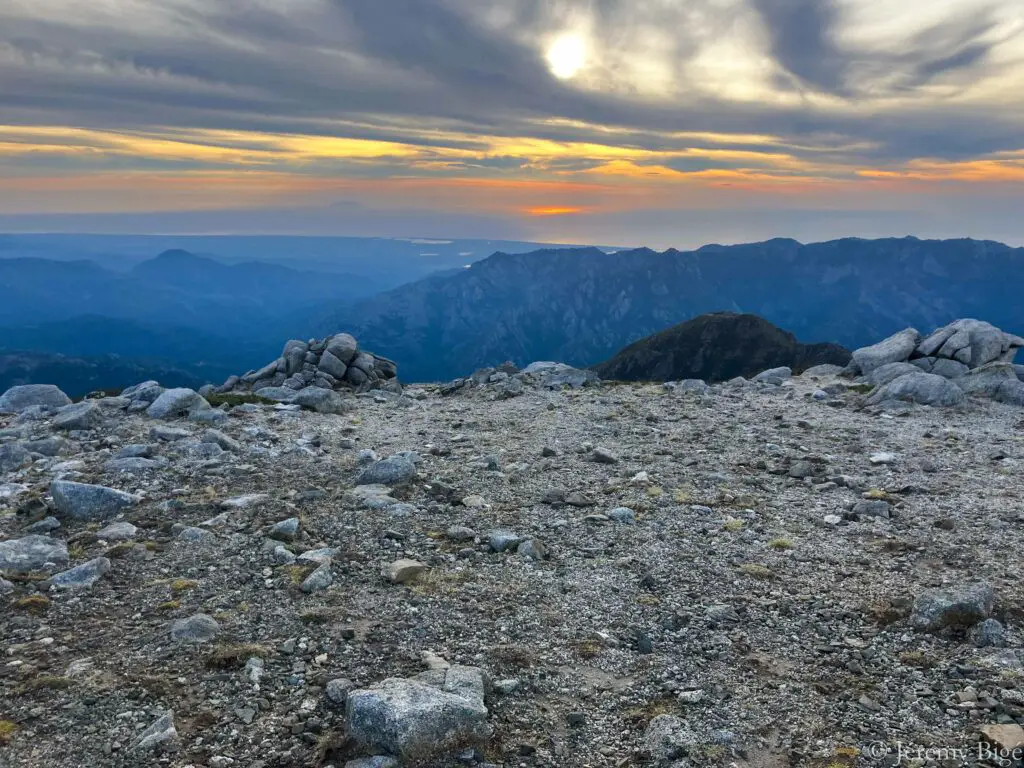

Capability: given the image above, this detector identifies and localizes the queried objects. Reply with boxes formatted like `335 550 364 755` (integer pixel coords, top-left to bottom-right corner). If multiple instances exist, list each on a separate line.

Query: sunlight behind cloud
546 33 588 79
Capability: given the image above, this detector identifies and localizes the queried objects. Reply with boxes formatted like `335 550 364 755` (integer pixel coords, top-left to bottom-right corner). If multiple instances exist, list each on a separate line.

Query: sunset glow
0 0 1022 246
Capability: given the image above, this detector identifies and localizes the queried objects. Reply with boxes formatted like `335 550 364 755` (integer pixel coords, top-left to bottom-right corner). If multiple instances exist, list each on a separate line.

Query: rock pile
216 333 399 402
847 319 1024 408
441 360 599 397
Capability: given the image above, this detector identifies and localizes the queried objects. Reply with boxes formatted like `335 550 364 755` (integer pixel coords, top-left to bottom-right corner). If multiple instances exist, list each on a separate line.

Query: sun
546 33 587 80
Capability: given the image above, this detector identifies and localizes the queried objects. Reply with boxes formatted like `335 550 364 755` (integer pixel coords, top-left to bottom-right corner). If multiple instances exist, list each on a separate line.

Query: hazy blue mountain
594 312 851 382
0 249 376 335
326 237 1024 382
0 234 603 288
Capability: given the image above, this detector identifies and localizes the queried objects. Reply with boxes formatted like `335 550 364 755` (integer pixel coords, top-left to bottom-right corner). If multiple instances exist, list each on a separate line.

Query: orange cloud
525 206 586 216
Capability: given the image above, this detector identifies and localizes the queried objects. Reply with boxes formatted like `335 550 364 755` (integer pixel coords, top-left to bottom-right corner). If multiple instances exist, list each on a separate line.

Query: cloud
0 0 1022 239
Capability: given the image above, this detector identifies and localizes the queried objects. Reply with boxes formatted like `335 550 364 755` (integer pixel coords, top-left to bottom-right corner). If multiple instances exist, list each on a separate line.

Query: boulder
753 366 792 383
346 666 490 760
357 456 416 486
850 328 920 374
917 319 1023 367
0 534 69 573
865 372 965 408
170 613 220 643
0 442 31 473
292 387 352 414
282 340 309 375
50 480 137 521
121 381 162 403
326 333 359 364
865 362 921 387
53 401 102 431
135 711 178 751
910 582 995 632
46 557 111 589
147 388 209 419
801 364 844 377
956 363 1024 404
318 351 348 380
0 384 71 413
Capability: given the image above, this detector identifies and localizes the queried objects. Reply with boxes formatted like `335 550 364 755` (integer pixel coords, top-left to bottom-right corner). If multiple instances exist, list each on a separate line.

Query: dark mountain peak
593 312 850 383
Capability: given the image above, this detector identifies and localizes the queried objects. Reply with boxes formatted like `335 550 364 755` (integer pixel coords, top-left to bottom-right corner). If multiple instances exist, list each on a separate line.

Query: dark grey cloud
0 0 1022 167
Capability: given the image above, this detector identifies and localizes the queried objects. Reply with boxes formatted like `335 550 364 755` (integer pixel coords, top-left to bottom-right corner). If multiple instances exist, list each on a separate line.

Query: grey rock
446 526 477 542
865 372 965 407
293 387 353 414
0 534 69 572
592 446 619 464
801 364 844 377
254 386 297 402
282 339 309 375
326 677 355 705
919 319 1022 367
147 388 209 419
301 564 334 593
345 365 369 386
971 618 1006 648
852 499 891 519
201 429 241 452
346 666 490 760
754 366 792 383
188 408 227 425
135 711 178 751
0 384 71 413
956 362 1024 404
0 442 31 473
0 577 12 593
517 539 548 560
851 328 920 374
866 362 921 387
269 517 300 542
177 526 216 544
179 441 224 460
357 456 416 486
501 377 524 398
910 582 995 632
50 480 136 521
345 758 399 768
24 436 68 456
385 559 427 584
151 425 190 442
53 401 102 431
488 530 523 553
24 516 61 534
608 506 636 524
104 457 165 474
115 443 155 458
170 613 220 643
327 333 359 364
97 521 138 541
47 557 111 589
121 381 162 402
351 351 377 375
318 350 349 380
643 714 696 764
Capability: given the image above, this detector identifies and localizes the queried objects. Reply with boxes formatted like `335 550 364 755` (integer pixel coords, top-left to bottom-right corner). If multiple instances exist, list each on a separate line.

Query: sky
1 0 1023 249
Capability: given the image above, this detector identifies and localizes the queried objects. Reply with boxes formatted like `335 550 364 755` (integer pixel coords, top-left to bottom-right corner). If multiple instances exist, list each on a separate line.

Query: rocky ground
2 371 1024 768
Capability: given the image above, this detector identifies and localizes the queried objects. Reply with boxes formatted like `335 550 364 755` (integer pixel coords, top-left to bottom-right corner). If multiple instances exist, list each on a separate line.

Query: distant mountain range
328 236 1024 381
594 313 851 382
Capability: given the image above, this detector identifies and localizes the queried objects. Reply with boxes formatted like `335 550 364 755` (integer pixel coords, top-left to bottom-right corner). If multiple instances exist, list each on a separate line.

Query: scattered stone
46 557 111 589
147 388 209 419
135 711 178 751
385 559 427 584
0 534 70 573
53 401 102 431
346 666 490 761
96 521 138 541
608 507 636 524
24 516 61 534
300 564 333 593
268 517 300 542
357 456 417 486
592 447 619 464
910 582 995 632
170 614 221 643
517 539 547 560
50 480 136 521
0 384 72 413
326 678 355 706
488 530 523 553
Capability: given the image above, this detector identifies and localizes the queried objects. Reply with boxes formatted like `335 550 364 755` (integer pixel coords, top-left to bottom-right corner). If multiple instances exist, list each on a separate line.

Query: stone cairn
217 333 399 398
